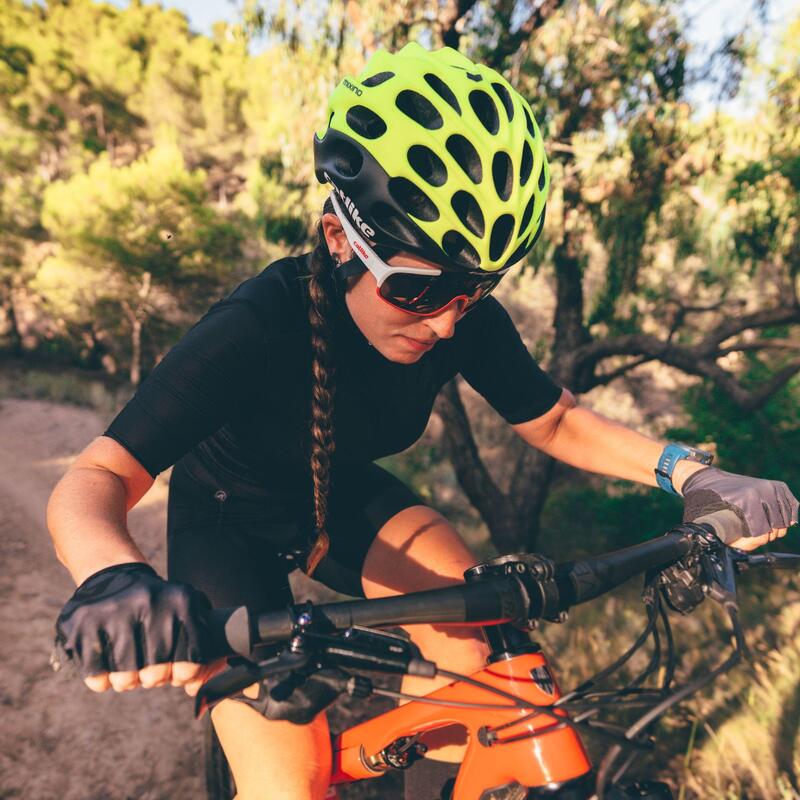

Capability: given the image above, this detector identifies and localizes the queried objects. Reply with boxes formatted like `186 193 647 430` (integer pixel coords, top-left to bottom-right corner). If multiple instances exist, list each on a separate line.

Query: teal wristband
655 443 714 496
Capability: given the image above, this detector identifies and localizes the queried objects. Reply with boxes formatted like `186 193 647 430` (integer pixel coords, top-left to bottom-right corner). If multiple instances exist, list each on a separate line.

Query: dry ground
0 396 412 799
0 397 208 799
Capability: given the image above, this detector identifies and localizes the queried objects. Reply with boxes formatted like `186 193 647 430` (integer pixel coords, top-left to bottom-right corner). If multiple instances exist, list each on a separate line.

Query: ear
321 213 354 263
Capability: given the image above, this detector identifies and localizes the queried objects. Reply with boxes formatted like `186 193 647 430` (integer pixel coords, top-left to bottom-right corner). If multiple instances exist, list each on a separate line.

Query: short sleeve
454 297 562 424
104 300 268 477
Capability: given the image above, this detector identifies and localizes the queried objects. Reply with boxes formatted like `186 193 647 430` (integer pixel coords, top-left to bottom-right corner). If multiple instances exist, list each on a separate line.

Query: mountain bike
197 510 800 799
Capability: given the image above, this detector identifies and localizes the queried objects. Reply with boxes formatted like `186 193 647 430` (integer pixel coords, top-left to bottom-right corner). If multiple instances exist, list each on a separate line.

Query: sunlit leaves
41 138 241 279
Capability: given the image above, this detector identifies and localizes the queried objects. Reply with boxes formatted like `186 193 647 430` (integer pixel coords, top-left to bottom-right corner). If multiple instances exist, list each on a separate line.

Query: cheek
348 277 407 332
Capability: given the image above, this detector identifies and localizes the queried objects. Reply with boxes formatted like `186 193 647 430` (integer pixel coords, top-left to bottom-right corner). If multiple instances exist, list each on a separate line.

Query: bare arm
46 436 154 586
511 389 705 494
47 436 223 693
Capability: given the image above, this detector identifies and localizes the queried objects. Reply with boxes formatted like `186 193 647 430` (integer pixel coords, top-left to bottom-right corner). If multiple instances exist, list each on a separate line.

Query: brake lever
737 552 800 570
699 543 738 606
194 649 310 718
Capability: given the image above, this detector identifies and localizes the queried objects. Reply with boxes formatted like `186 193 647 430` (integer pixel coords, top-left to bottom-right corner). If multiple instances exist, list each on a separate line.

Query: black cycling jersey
106 253 562 525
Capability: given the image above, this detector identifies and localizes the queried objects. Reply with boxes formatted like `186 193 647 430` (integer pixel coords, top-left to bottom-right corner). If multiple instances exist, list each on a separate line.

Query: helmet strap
330 254 366 297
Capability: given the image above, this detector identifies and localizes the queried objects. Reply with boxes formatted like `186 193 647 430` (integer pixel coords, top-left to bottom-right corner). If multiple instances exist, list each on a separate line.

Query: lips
401 335 437 352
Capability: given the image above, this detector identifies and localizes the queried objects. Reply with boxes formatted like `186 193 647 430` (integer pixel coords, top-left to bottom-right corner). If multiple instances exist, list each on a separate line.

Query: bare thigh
211 700 332 800
361 504 490 759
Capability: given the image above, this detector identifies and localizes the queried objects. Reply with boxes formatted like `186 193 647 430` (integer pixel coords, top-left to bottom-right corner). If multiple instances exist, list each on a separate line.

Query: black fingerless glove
55 562 212 677
682 467 799 539
237 666 350 725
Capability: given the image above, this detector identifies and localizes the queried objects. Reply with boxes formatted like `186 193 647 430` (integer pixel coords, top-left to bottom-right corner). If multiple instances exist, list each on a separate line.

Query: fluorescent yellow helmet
314 42 549 273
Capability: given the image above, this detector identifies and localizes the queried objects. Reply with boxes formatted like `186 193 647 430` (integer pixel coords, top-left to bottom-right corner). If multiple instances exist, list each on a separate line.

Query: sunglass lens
380 272 504 314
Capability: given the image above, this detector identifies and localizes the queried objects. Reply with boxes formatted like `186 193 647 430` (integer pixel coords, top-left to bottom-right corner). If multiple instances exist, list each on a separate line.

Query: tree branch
481 0 567 70
433 381 511 525
574 303 800 410
701 358 800 411
579 305 800 367
592 356 653 387
698 304 800 355
717 338 800 356
437 0 478 49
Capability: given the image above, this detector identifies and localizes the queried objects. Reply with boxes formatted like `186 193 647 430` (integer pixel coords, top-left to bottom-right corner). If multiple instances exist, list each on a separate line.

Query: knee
212 700 332 800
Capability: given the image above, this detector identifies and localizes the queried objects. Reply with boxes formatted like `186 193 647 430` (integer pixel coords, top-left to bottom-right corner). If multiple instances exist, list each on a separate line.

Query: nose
423 300 465 339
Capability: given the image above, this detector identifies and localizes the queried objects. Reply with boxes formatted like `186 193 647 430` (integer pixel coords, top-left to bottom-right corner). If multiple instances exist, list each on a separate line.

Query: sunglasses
329 190 507 317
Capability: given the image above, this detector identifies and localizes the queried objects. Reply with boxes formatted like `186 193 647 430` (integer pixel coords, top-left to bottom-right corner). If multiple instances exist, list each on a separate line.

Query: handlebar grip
554 530 695 608
207 606 253 658
692 509 746 545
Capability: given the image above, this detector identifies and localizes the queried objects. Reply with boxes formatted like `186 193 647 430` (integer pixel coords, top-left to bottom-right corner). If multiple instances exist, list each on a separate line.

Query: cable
560 581 661 704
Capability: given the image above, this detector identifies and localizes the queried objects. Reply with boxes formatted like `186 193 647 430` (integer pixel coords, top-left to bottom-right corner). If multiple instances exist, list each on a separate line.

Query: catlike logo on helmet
324 173 376 238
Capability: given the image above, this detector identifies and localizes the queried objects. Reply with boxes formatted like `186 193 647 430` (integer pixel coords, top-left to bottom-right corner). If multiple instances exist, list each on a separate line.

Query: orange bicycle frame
330 647 591 799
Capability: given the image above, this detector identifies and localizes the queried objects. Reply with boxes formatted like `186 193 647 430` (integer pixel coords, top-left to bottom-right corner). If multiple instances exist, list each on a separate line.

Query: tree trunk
129 316 142 387
436 154 592 553
0 283 23 357
122 272 152 388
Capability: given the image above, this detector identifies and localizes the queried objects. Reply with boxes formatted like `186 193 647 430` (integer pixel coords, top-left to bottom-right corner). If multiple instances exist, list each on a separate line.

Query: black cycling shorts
166 459 423 611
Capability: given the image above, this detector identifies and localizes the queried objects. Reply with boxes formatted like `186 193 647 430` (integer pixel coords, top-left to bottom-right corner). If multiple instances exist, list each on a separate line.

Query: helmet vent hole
442 230 481 270
520 141 533 186
492 152 513 201
396 90 443 130
362 71 394 87
538 163 547 191
523 107 536 138
491 82 514 122
469 90 499 135
372 201 418 243
331 140 364 178
424 73 461 115
346 105 387 139
446 134 482 184
505 238 529 268
451 191 485 238
388 177 440 222
519 193 536 237
489 214 514 261
530 205 546 248
408 145 448 187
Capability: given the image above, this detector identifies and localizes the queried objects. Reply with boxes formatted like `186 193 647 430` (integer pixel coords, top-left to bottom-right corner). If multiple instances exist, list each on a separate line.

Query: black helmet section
314 126 481 272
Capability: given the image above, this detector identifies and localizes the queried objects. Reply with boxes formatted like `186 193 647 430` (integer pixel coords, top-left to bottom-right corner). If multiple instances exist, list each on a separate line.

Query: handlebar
207 522 705 659
198 510 800 797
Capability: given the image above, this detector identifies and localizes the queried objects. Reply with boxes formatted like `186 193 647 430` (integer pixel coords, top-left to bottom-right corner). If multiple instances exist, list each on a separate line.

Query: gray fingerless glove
682 467 799 541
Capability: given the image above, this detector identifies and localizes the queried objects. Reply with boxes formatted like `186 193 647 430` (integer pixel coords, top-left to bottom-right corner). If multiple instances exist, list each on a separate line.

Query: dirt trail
0 398 204 800
0 397 404 800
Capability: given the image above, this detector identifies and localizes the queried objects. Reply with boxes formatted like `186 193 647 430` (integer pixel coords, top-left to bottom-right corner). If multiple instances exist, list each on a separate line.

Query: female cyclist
48 43 797 800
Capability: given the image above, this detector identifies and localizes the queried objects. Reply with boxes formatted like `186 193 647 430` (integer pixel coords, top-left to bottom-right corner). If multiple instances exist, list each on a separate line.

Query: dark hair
304 197 337 576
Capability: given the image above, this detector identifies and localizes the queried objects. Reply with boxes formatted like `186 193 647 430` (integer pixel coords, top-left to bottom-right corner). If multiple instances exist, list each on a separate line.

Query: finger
766 526 786 542
777 488 793 528
85 673 111 692
171 661 204 686
139 663 172 689
108 670 141 692
780 485 799 526
182 658 228 697
728 532 772 552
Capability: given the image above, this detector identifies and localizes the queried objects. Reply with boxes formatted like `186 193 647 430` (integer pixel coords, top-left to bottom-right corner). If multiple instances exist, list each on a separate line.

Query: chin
393 352 424 364
384 345 424 364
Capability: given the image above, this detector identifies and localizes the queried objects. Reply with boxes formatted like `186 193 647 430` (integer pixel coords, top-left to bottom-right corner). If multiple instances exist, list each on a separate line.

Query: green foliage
41 138 241 279
669 368 800 488
539 479 681 560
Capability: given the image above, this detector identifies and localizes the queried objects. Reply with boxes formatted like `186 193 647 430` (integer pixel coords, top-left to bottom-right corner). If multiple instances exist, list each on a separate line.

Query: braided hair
304 197 338 576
